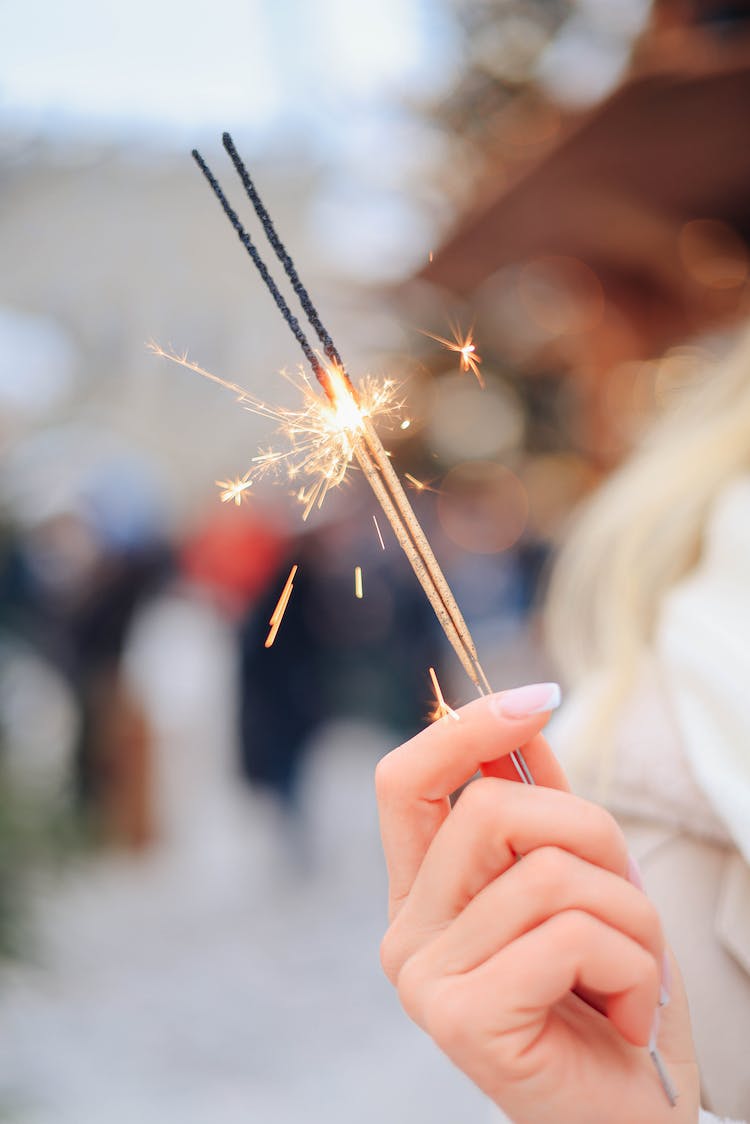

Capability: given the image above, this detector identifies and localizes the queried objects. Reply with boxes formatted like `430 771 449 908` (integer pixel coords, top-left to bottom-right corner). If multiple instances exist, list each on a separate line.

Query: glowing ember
265 563 298 648
404 472 442 495
372 515 385 551
354 565 363 599
421 324 484 388
428 666 459 722
215 472 253 505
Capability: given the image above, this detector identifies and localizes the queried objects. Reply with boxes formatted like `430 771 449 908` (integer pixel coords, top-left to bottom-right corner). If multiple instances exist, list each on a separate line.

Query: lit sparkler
420 324 484 387
165 133 534 785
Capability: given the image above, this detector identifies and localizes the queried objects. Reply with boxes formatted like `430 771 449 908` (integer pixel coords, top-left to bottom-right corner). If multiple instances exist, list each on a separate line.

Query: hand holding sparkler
376 691 699 1124
161 133 680 1105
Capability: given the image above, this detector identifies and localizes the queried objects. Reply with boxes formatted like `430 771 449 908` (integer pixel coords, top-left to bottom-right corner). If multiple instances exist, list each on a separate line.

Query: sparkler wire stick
191 140 531 781
207 139 486 685
188 138 676 1105
191 149 332 393
221 132 345 374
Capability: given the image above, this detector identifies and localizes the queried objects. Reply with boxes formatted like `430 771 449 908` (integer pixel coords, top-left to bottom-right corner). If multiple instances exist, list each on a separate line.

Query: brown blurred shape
421 4 750 361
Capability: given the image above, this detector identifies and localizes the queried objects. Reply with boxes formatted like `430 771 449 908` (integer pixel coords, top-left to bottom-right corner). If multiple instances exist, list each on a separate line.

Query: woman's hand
375 686 700 1124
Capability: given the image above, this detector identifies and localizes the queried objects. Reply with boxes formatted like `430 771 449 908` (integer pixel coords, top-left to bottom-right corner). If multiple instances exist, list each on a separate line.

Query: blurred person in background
3 437 173 849
238 496 443 831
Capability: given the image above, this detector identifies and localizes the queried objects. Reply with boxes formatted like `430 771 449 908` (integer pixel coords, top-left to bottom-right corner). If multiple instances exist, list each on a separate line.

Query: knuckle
422 979 474 1055
455 776 503 829
395 951 431 1022
553 908 593 952
631 890 664 950
374 750 399 802
379 926 401 984
641 948 660 993
524 845 571 893
578 800 627 865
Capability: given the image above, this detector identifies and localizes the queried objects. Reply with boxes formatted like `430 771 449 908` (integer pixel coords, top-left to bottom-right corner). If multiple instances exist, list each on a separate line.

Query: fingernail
660 951 671 1008
627 853 645 892
493 682 561 719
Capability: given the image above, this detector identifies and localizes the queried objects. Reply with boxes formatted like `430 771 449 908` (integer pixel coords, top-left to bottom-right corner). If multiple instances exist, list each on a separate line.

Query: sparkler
177 132 534 784
172 132 675 1107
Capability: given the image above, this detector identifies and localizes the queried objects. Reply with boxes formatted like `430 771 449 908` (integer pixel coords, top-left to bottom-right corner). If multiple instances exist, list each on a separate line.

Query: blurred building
420 0 750 464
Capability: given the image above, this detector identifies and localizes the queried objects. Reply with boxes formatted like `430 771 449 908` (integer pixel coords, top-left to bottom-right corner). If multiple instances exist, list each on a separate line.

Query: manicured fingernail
627 853 645 892
494 682 561 719
660 951 671 1008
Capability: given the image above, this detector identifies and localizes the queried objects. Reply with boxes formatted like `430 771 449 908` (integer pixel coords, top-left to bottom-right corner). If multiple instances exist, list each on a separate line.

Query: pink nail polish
493 682 561 719
627 853 645 892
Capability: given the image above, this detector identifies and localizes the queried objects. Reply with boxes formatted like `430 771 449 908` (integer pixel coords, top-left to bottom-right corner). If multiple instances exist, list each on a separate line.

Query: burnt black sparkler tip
191 146 329 389
220 132 348 382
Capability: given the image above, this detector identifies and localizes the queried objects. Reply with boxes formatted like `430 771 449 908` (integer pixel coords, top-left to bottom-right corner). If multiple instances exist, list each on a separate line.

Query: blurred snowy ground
0 593 496 1123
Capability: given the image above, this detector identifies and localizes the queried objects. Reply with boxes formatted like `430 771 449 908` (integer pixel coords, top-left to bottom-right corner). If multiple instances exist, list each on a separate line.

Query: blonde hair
545 326 750 768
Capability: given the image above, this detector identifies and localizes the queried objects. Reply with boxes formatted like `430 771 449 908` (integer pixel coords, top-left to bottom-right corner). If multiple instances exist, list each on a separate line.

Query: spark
400 419 411 430
420 324 484 387
151 342 405 518
354 565 363 599
428 666 460 722
215 472 253 505
265 563 298 648
404 472 442 495
372 515 386 551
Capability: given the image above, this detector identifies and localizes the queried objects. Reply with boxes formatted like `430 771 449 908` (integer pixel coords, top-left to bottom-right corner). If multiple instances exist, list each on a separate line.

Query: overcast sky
0 0 459 144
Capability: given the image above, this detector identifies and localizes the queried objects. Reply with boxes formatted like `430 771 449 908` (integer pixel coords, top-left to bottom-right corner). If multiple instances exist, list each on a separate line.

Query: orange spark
404 472 442 495
265 563 298 648
420 324 484 387
373 515 385 551
428 666 460 722
215 473 253 506
354 565 363 599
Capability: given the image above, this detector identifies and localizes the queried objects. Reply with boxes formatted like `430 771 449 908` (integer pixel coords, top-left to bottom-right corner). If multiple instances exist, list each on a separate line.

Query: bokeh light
426 374 525 461
518 255 605 337
437 460 528 554
678 219 749 290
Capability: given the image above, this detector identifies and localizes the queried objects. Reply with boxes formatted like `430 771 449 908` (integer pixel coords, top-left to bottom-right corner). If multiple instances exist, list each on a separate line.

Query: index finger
375 684 567 918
